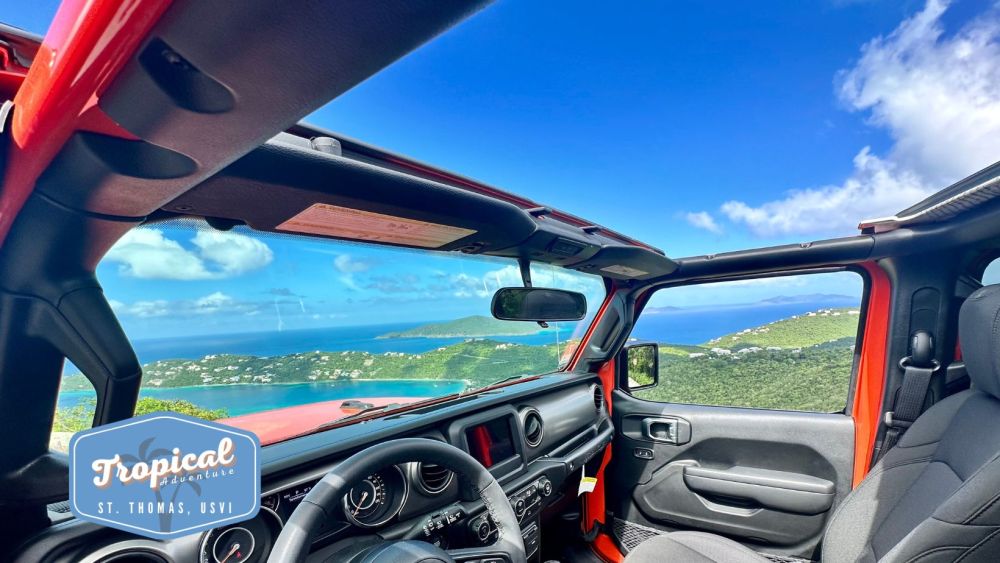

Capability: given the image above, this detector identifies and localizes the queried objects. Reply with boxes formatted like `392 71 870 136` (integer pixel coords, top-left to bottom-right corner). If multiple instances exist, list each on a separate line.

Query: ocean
58 297 858 414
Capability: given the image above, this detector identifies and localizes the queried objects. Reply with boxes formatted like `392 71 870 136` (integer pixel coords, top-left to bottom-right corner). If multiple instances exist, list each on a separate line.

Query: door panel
607 391 854 558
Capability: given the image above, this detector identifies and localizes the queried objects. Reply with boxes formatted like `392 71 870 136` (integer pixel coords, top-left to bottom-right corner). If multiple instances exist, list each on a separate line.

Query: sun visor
163 141 537 252
569 245 678 280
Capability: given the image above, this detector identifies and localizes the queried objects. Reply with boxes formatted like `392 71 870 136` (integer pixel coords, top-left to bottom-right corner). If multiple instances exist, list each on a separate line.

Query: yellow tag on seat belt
578 465 598 496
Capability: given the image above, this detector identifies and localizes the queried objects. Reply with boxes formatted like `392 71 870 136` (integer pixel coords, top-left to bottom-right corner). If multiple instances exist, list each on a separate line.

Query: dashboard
22 375 612 563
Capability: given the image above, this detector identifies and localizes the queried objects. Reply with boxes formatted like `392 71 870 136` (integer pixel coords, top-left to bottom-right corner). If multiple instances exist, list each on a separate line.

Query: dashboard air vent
416 462 453 495
594 385 605 412
47 500 71 513
522 409 544 447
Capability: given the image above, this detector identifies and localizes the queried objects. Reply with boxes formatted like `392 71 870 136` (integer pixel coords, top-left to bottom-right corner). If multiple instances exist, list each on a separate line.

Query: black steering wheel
267 438 526 563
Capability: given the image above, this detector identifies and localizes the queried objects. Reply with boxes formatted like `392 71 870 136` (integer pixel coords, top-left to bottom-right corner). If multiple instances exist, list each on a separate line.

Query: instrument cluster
200 465 408 562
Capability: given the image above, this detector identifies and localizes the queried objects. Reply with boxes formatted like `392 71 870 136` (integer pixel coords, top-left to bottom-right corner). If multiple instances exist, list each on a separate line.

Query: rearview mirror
491 287 587 322
623 341 659 391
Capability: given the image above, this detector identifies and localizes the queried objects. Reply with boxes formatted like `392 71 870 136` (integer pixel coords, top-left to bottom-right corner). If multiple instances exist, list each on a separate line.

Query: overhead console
155 126 678 280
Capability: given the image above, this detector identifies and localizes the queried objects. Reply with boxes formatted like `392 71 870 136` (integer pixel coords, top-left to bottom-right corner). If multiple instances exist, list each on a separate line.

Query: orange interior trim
583 359 623 561
851 261 892 486
0 0 172 245
566 288 624 559
592 532 625 563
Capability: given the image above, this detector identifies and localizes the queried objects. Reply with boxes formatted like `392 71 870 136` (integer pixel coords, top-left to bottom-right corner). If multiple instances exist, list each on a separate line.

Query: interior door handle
642 417 690 444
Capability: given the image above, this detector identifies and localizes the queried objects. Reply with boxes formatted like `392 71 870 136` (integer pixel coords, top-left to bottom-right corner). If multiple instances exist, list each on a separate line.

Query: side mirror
623 341 659 391
491 287 588 322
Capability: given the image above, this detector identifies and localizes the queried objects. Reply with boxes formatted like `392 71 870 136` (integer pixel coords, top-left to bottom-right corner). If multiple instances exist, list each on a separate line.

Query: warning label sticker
276 203 477 248
600 264 649 278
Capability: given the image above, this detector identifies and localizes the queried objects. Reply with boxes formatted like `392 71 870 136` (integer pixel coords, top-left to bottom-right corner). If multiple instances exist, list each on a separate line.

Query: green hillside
637 346 855 412
632 307 861 412
379 315 544 338
705 308 860 349
61 339 563 393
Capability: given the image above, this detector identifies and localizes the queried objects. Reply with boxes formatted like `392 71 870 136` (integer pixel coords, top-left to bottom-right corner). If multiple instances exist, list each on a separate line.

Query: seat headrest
959 284 1000 399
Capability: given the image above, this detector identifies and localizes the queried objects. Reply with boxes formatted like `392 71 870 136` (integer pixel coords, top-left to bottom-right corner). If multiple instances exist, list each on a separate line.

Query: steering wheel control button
476 520 491 542
514 498 526 519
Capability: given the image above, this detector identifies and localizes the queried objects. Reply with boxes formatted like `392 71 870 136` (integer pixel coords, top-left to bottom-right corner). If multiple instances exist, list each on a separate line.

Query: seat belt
879 331 939 459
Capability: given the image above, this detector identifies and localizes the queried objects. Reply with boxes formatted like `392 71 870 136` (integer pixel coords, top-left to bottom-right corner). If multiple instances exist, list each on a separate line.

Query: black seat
626 284 1000 562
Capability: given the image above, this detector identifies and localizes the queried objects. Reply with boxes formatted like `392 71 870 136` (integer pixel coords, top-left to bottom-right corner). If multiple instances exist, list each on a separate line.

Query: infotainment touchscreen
465 416 516 468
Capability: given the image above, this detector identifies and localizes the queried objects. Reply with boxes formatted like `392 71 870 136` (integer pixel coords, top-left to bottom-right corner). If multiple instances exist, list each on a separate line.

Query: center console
466 475 553 559
445 407 557 561
401 394 612 563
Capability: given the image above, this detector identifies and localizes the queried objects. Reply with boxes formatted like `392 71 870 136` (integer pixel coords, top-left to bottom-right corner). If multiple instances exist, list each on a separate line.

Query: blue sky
96 224 608 338
9 1 1000 338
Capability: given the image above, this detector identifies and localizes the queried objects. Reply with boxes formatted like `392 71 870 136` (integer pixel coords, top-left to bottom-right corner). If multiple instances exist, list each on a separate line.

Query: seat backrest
822 284 1000 563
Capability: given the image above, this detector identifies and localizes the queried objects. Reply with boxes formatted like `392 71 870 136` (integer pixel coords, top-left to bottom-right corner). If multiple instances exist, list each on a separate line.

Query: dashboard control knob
477 520 491 542
539 478 553 497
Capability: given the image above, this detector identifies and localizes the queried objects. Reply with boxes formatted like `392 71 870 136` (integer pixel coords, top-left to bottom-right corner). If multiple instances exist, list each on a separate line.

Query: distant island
378 315 546 339
758 294 860 306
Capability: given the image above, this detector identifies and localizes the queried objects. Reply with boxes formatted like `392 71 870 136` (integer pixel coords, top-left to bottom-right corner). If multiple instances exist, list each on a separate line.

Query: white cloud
452 272 493 299
723 0 1000 237
121 300 170 318
105 229 273 280
721 148 931 236
112 292 259 318
713 276 809 288
333 254 373 274
838 0 1000 185
451 264 603 300
194 291 235 314
105 229 213 280
334 254 374 290
684 211 723 234
191 231 273 276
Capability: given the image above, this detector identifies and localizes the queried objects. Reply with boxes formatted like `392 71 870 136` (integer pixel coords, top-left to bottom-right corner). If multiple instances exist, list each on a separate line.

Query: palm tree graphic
118 436 203 533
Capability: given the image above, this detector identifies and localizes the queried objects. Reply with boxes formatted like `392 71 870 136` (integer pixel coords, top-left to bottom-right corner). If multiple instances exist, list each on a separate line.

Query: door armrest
682 465 835 515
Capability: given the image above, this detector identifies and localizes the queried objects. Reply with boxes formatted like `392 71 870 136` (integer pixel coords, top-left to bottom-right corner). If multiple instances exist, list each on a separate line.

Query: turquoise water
58 379 467 417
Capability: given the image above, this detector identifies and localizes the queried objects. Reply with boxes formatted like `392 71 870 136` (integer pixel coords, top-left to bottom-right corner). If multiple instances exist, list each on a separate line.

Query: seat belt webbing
878 331 938 459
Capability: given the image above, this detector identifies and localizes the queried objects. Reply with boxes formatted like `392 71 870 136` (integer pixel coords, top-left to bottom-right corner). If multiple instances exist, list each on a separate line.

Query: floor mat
612 517 664 552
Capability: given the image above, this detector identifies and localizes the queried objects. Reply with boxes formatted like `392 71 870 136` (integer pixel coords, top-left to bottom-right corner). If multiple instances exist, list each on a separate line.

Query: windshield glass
55 221 606 445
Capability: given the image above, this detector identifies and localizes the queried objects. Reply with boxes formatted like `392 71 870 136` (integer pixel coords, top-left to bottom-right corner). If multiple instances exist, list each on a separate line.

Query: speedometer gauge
342 465 408 528
200 509 281 563
347 475 387 521
211 527 254 563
